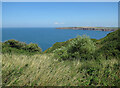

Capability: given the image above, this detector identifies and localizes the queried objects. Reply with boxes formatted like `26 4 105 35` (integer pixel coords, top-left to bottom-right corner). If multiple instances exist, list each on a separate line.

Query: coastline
56 27 118 31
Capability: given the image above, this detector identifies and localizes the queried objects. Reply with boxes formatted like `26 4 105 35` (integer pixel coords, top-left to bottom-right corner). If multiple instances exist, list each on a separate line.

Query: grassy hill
2 53 119 86
2 29 120 86
95 28 120 59
44 29 120 59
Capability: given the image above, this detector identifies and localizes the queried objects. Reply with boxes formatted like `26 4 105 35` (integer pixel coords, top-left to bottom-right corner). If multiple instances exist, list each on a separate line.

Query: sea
2 28 112 51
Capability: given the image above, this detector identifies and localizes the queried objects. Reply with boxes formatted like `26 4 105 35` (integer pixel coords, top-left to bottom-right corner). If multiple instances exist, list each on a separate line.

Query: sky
2 0 120 2
2 2 118 28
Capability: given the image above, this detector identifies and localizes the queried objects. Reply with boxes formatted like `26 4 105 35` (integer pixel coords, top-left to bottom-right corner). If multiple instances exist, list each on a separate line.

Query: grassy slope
2 54 119 86
44 29 120 59
2 29 120 86
95 29 120 58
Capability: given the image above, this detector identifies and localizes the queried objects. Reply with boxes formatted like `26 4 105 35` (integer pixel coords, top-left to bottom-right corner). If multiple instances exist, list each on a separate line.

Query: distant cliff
56 27 118 31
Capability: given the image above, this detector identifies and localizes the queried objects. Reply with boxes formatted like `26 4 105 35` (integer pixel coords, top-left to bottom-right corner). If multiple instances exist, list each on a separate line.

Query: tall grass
0 54 2 87
2 53 119 86
0 42 2 87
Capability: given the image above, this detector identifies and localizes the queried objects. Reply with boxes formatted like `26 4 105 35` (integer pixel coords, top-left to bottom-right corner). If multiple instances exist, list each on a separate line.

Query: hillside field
1 29 120 86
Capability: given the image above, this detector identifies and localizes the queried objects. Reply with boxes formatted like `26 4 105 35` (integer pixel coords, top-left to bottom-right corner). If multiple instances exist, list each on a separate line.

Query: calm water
2 28 111 51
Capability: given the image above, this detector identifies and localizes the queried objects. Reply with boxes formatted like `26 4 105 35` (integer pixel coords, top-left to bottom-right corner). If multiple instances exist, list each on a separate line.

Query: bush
2 39 42 55
44 39 73 53
26 43 42 52
53 35 96 60
4 39 27 49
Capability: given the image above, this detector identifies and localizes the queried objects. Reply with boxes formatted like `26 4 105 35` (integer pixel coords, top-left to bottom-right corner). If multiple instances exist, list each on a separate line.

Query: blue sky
2 0 120 2
2 2 118 27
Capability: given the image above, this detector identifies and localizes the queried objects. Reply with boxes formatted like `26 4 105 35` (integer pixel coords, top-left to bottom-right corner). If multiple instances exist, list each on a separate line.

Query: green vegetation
2 39 42 55
95 29 120 59
53 35 96 60
45 29 120 59
2 29 120 86
2 54 119 86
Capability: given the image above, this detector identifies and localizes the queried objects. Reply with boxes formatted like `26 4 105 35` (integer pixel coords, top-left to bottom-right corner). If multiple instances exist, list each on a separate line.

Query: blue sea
2 28 111 51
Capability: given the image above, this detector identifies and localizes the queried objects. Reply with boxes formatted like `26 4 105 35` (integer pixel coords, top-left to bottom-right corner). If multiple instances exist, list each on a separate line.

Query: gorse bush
53 35 96 60
27 43 42 52
4 39 25 49
67 35 96 58
2 39 42 55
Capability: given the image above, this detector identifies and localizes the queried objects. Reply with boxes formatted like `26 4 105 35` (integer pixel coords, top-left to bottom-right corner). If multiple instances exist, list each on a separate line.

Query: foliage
1 28 120 86
2 39 42 55
44 38 97 53
53 35 96 60
45 29 120 60
95 29 120 59
2 54 120 86
44 39 73 53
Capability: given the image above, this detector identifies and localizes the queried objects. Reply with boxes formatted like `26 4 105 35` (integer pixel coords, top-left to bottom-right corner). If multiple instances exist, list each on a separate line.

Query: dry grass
2 53 119 86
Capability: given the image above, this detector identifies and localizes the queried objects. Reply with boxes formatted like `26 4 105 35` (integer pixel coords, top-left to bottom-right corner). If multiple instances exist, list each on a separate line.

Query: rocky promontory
56 27 118 31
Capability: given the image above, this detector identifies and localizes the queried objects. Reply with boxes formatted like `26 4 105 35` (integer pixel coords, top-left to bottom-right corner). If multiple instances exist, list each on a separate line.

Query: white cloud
54 22 64 25
54 22 59 24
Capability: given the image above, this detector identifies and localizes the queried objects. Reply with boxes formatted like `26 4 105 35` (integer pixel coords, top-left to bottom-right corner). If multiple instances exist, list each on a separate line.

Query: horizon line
2 26 118 28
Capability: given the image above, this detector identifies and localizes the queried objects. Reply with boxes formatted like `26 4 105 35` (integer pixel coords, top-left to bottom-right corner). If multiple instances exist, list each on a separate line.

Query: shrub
4 39 27 49
44 39 73 53
53 35 96 60
2 39 42 55
26 43 42 52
